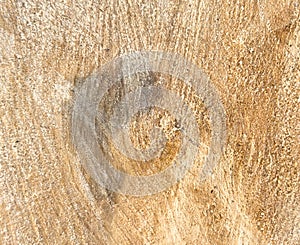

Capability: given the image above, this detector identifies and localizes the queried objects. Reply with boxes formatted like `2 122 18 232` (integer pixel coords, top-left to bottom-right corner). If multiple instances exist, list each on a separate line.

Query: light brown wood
0 0 299 244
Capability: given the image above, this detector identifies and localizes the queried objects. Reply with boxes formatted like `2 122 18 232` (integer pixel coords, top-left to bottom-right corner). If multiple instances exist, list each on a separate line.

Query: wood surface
0 0 299 244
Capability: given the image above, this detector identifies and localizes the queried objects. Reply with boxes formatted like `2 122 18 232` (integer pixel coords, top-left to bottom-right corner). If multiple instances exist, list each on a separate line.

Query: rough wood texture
0 0 299 244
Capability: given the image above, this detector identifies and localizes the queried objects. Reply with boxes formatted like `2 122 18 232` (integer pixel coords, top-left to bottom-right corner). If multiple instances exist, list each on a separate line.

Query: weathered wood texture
0 0 299 244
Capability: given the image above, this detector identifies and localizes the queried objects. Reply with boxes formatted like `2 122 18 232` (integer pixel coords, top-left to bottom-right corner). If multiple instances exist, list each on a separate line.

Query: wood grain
0 0 299 244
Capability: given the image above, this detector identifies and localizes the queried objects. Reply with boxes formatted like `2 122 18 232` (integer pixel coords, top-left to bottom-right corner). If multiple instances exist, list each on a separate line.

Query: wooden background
0 0 299 244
